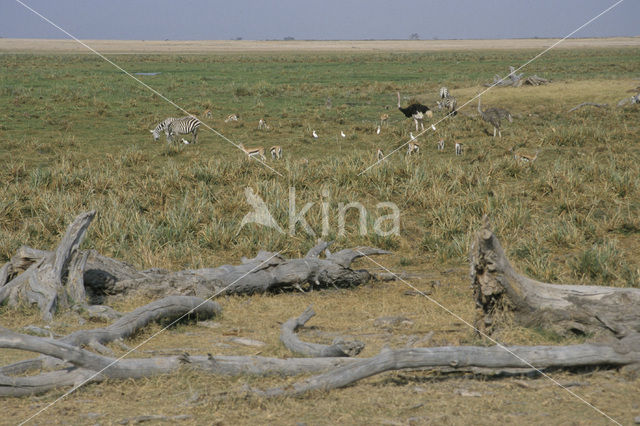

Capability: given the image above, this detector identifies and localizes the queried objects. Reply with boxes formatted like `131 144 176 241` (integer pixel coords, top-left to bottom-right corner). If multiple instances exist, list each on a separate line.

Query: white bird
341 131 346 138
376 125 381 135
181 138 190 145
410 132 416 141
312 130 318 139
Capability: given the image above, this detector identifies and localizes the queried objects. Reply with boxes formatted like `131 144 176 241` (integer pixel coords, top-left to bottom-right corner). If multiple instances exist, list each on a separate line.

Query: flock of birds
150 86 534 165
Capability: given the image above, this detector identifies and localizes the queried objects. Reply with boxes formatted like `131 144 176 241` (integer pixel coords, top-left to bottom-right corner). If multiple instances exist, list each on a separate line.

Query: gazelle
515 150 539 163
455 142 464 156
407 142 420 155
437 139 445 151
376 148 384 161
239 143 266 161
258 118 269 130
380 113 389 127
204 109 213 119
225 113 239 123
270 145 283 159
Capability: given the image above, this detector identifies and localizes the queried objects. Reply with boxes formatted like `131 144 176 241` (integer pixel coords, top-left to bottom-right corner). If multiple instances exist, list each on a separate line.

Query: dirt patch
1 37 639 54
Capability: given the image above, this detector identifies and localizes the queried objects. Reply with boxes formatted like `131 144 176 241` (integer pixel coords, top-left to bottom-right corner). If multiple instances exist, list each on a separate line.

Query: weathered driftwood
0 295 221 376
0 211 96 321
0 325 354 397
280 306 364 357
617 93 640 107
257 334 640 397
485 66 550 87
0 212 391 320
4 321 639 397
568 102 609 112
469 217 640 337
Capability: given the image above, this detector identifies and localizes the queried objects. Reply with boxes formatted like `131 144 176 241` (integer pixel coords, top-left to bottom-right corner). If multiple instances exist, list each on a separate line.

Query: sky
0 0 638 41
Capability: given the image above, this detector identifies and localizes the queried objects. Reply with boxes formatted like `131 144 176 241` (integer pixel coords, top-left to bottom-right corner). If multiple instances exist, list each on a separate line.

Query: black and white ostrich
397 92 432 131
477 97 512 138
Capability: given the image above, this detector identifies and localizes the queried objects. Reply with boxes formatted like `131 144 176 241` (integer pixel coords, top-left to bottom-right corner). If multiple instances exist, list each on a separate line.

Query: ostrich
477 98 512 138
397 92 431 131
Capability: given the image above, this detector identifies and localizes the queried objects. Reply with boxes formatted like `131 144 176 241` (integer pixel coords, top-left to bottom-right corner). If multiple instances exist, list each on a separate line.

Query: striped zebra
150 117 179 142
167 116 201 144
437 96 457 116
439 87 450 99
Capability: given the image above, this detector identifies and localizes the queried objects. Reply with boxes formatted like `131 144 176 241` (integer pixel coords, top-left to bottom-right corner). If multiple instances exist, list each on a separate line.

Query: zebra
437 96 458 116
439 87 449 99
150 117 179 142
167 116 201 144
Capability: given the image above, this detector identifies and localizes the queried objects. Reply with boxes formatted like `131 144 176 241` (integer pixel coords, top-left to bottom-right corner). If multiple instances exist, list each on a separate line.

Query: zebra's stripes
439 87 449 99
437 96 457 116
167 116 201 144
150 117 179 141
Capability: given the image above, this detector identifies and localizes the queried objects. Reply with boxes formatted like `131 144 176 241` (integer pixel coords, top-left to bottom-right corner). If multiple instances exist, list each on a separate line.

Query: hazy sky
1 0 638 41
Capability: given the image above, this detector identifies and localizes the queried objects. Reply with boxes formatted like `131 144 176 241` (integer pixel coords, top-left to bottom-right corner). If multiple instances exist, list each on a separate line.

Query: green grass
1 49 640 282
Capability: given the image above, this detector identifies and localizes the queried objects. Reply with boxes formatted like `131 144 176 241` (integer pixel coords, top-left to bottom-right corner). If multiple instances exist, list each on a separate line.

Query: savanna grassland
1 44 640 425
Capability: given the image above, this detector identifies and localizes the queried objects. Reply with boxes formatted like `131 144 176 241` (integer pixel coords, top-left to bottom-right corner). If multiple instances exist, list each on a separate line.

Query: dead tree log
257 333 640 397
0 325 355 397
4 323 639 397
568 102 609 112
0 211 390 320
280 306 364 357
469 217 640 337
0 211 96 321
0 295 221 376
484 66 550 87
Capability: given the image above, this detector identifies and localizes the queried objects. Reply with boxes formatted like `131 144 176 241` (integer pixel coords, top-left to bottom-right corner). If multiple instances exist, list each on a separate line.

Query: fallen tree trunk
3 324 639 397
0 211 96 321
258 333 640 397
568 102 609 112
469 217 640 337
280 306 364 357
0 211 390 320
0 295 221 376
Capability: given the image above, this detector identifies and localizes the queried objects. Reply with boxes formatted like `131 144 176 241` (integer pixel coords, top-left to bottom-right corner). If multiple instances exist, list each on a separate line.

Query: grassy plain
1 45 639 424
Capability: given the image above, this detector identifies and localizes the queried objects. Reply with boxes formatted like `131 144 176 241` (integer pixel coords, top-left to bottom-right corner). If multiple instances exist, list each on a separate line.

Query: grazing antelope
224 113 239 123
515 150 539 163
380 113 389 127
270 145 283 159
258 118 269 130
407 142 420 155
376 148 384 161
455 142 463 156
239 143 266 161
437 139 445 151
204 109 213 119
